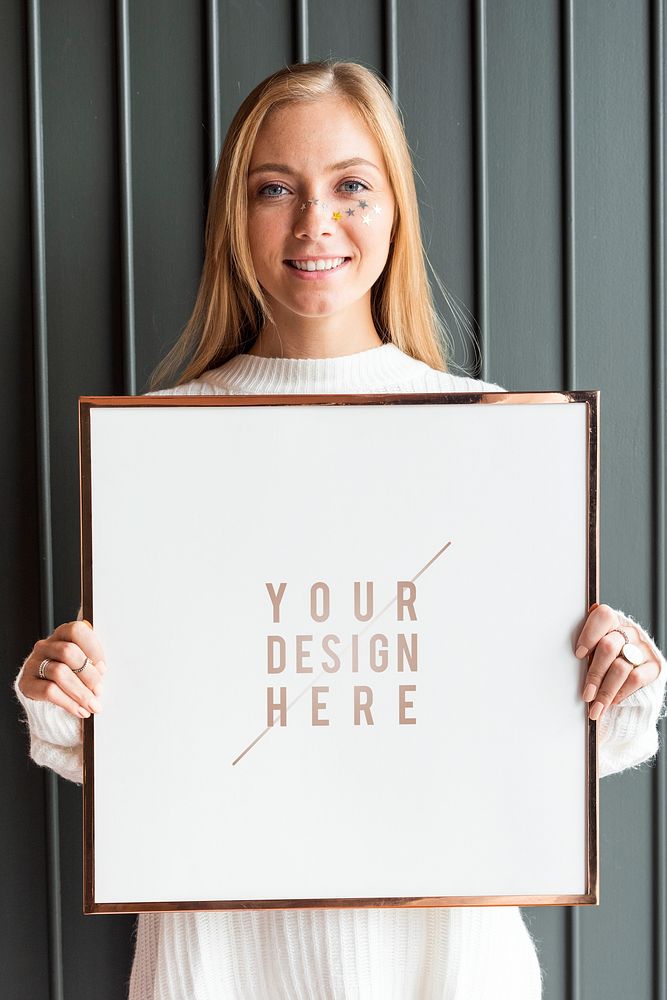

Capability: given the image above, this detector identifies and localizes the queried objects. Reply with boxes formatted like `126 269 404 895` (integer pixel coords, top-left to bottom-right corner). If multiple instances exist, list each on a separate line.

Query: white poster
81 392 597 912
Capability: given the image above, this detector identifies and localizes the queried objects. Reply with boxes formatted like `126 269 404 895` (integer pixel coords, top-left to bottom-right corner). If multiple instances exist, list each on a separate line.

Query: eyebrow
248 157 381 177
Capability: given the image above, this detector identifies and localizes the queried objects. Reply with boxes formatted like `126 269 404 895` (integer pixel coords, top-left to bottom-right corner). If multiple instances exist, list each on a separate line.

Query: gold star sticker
361 213 371 225
331 210 342 221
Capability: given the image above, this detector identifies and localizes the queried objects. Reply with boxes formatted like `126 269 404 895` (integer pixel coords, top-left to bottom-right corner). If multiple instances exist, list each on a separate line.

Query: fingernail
78 707 91 718
590 701 604 720
88 696 102 713
575 645 588 658
96 660 107 675
93 682 104 696
583 683 597 702
82 619 93 629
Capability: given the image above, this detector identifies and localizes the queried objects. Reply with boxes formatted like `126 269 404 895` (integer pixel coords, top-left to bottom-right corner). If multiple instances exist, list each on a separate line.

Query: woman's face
246 96 395 329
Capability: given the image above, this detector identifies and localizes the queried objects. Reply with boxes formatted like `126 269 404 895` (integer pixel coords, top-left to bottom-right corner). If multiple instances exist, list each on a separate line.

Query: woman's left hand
575 603 662 720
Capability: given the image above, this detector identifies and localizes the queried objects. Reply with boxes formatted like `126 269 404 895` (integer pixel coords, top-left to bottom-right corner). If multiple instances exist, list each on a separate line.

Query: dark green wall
3 2 665 998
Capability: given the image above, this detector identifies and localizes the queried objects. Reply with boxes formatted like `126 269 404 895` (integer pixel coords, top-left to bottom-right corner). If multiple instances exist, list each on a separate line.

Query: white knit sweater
14 343 667 1000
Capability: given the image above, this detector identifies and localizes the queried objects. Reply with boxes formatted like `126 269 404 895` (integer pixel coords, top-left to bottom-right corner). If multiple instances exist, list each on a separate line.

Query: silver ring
38 658 51 680
607 628 645 668
71 656 92 675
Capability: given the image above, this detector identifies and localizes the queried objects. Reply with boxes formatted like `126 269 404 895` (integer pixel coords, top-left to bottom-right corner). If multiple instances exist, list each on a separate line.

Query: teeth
291 257 346 271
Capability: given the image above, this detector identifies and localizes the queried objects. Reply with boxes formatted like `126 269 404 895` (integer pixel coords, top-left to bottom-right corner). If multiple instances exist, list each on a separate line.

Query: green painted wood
398 0 478 375
127 0 206 392
574 2 655 997
3 3 664 998
485 0 563 390
0 2 51 996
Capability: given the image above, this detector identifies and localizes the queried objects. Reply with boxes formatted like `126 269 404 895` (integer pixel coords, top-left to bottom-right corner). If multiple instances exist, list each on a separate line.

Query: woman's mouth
285 256 350 277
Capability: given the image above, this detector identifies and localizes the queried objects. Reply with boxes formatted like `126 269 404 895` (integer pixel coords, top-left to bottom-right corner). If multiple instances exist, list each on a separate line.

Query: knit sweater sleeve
13 669 84 784
598 613 667 778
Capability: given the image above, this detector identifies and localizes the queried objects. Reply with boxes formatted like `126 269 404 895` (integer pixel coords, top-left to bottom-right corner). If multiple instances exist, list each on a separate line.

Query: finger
51 620 107 672
43 658 104 713
575 604 621 658
611 661 661 705
30 639 104 696
19 659 102 714
587 656 635 720
19 674 92 719
581 630 626 697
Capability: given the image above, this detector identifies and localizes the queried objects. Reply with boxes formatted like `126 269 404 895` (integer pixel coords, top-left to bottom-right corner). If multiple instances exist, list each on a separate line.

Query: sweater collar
201 343 430 393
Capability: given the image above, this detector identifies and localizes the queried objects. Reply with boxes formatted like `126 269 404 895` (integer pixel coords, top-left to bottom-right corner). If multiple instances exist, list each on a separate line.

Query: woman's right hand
17 620 106 719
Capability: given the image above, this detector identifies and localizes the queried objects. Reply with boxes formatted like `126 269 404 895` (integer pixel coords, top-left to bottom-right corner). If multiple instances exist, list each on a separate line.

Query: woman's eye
259 183 289 199
339 179 368 194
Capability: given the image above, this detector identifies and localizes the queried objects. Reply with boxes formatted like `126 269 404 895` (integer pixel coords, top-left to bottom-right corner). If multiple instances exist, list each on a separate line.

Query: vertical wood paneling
295 0 309 63
216 1 292 139
205 0 222 181
127 1 205 391
574 3 654 995
561 0 576 392
383 0 398 100
472 0 490 379
651 2 666 996
3 4 665 999
0 2 49 994
26 5 64 1000
308 0 383 71
397 0 477 375
560 6 581 995
117 0 137 396
484 0 562 391
38 4 136 996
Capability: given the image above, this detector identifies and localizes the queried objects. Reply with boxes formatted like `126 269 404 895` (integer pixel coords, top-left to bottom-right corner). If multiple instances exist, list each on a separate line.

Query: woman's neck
246 302 383 359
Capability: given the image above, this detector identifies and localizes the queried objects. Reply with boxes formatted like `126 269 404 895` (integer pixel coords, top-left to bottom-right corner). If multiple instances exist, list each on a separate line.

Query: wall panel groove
471 0 490 379
116 0 137 396
295 0 309 63
651 2 666 997
26 2 63 998
205 0 222 183
383 0 398 101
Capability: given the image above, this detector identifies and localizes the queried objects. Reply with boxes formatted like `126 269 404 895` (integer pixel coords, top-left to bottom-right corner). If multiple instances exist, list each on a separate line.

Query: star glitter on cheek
346 208 355 217
331 210 342 221
361 213 371 225
357 199 369 209
373 204 382 215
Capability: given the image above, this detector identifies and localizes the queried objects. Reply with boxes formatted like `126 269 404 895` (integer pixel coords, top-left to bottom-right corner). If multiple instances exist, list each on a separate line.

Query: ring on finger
606 627 645 668
71 655 92 675
38 658 51 680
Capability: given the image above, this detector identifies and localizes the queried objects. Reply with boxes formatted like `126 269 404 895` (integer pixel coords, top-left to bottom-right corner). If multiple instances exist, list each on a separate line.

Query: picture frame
79 390 599 914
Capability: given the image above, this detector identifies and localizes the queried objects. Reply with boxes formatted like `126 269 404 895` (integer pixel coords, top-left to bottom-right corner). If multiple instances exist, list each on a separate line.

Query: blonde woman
15 61 666 1000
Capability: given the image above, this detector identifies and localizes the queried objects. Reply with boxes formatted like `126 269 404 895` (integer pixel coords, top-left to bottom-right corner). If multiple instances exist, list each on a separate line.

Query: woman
15 60 666 999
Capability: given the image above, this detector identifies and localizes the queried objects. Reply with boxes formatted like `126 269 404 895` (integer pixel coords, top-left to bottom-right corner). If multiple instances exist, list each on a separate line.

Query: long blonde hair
151 60 451 388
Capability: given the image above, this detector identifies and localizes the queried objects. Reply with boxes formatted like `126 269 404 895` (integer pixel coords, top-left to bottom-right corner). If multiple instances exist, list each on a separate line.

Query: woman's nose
294 200 336 240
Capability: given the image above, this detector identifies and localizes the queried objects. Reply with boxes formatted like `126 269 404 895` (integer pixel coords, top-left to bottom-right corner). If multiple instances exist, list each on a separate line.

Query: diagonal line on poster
231 540 452 766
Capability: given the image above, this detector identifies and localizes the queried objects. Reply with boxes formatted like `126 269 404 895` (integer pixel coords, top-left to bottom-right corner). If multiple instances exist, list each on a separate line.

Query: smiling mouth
285 257 350 272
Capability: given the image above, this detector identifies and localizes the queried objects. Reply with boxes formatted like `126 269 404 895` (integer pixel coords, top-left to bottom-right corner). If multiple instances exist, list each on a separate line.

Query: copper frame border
79 389 599 915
